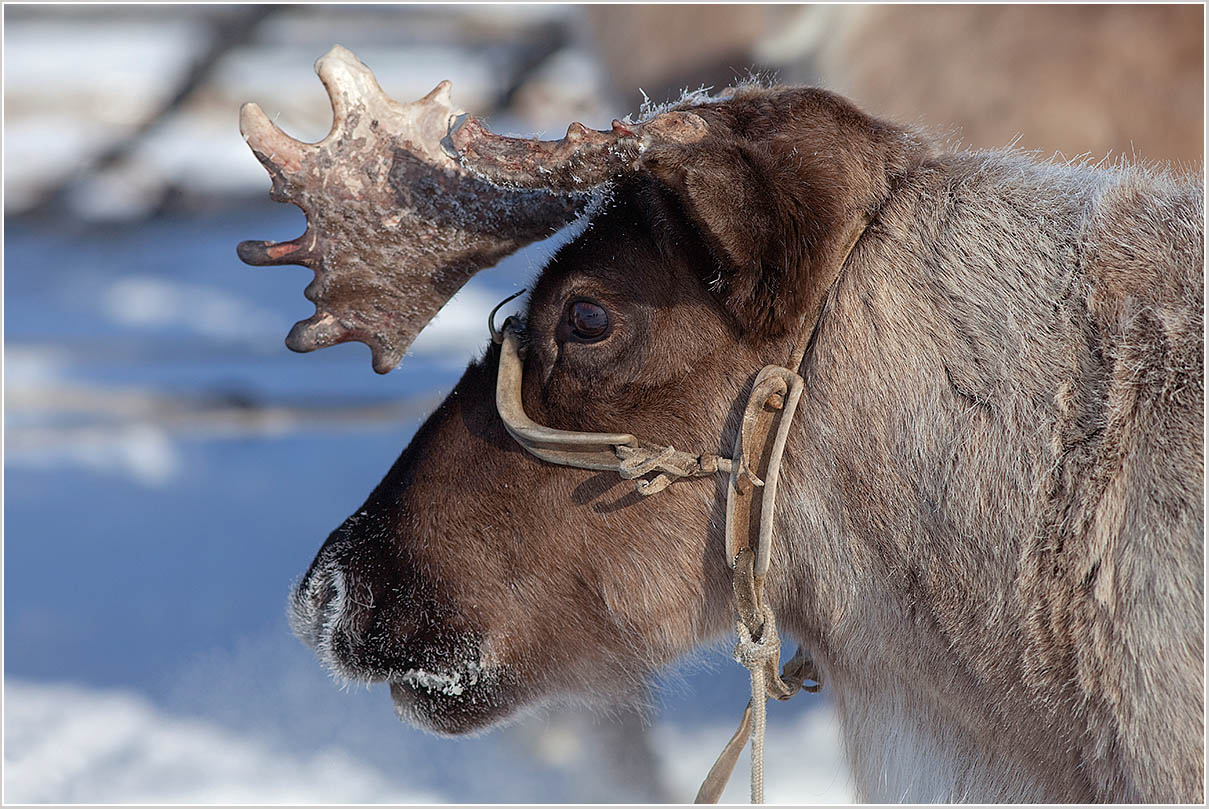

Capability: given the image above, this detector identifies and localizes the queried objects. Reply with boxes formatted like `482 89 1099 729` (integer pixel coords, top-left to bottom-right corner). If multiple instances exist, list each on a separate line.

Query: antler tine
240 102 309 176
448 110 712 192
236 229 319 266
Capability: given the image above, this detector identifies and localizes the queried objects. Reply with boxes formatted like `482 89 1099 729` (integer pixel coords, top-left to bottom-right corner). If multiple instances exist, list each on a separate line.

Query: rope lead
734 607 781 803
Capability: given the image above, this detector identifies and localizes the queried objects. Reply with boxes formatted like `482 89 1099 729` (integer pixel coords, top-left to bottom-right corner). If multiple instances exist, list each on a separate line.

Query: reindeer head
243 47 915 734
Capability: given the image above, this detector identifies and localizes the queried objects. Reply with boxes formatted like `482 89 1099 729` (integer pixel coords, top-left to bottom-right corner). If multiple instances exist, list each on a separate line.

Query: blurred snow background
3 4 1200 804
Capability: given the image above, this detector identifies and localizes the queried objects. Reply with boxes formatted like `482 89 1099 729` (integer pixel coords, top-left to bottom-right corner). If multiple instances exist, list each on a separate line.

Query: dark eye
567 300 610 342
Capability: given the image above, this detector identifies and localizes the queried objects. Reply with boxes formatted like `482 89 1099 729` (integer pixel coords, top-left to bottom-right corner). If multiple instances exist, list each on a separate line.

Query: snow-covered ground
4 675 850 804
4 679 440 804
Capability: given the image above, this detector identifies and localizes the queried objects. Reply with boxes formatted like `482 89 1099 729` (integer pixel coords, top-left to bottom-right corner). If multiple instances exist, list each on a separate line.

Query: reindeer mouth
388 663 518 736
289 553 520 734
383 646 524 735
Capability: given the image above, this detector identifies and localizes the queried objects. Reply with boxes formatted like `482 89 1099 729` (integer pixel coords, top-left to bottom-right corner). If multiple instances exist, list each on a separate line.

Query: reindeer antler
447 107 709 192
239 45 710 373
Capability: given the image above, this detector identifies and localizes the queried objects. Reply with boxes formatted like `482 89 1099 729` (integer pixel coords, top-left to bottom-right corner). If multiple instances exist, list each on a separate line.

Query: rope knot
615 445 728 496
617 444 679 479
733 606 779 670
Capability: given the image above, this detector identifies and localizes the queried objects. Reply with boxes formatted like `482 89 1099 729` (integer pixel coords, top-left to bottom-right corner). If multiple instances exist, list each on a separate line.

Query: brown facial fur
289 85 1203 801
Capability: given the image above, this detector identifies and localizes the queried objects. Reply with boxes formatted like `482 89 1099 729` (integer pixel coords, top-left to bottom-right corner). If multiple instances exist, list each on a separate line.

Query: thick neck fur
765 149 1204 802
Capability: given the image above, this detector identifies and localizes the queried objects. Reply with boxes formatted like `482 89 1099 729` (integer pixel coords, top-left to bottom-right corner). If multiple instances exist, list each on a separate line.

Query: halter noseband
495 320 735 492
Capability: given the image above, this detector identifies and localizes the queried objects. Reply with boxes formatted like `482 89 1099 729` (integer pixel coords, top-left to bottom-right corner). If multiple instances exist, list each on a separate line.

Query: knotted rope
615 444 729 495
695 550 822 804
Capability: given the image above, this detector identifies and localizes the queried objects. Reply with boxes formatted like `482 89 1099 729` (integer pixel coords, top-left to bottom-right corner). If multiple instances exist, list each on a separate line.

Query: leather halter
490 217 868 802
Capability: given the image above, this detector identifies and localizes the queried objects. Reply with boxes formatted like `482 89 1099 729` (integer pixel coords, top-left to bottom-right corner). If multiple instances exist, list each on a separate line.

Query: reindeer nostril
288 559 340 650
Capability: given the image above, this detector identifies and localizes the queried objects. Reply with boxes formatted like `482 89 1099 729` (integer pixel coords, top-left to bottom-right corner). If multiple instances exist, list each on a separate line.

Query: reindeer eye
567 300 610 342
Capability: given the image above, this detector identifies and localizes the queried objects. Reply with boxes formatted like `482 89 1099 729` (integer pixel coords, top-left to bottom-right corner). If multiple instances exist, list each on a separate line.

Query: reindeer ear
642 136 852 341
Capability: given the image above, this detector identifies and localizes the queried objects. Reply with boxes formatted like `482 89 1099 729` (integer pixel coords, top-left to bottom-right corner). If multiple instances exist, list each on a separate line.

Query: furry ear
640 89 914 341
642 138 843 339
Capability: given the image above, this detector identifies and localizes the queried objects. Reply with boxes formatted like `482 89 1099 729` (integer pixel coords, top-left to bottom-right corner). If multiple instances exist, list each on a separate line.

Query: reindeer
239 48 1204 802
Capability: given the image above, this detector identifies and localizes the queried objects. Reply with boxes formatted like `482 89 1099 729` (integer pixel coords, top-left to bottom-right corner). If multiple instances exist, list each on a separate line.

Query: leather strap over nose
495 319 733 493
495 322 640 470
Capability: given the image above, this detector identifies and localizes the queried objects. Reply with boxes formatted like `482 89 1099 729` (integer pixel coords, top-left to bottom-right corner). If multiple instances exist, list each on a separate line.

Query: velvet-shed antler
239 45 710 372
